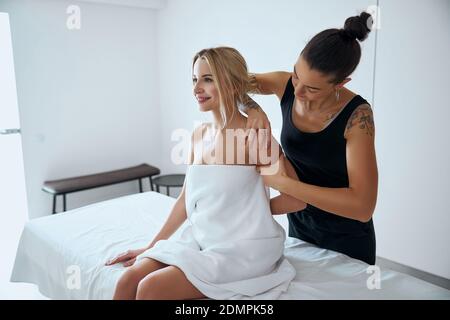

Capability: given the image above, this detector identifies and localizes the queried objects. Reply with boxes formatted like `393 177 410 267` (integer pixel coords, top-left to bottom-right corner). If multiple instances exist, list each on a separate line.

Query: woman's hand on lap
105 248 147 267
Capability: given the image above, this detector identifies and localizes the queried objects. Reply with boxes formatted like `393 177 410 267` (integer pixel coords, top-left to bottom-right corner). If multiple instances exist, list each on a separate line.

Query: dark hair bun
342 12 373 41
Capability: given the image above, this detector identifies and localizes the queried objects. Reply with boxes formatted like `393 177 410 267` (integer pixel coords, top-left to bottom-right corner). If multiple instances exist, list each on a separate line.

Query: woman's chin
198 104 212 112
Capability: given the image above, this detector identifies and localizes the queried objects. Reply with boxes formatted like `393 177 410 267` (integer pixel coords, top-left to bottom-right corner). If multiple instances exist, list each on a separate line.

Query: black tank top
280 77 376 265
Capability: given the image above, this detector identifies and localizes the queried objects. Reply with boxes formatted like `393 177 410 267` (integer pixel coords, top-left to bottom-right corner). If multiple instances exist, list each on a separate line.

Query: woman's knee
136 272 165 300
115 267 143 292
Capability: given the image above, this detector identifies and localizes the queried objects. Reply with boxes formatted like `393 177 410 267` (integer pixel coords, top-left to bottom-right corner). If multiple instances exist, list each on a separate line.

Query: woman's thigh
136 266 206 300
128 258 168 280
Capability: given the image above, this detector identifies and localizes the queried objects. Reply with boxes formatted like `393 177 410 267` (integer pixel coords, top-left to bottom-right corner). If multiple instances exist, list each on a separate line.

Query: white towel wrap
137 165 296 299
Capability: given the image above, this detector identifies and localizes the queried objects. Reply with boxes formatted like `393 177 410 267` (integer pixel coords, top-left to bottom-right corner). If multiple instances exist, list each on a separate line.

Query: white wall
0 0 161 218
374 0 450 279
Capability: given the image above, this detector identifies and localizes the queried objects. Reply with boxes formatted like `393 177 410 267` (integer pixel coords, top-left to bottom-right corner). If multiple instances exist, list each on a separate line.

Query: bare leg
136 266 206 300
113 258 167 300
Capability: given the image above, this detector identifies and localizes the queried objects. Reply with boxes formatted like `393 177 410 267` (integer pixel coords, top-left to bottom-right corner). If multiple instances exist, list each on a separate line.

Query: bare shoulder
344 104 375 139
254 71 291 100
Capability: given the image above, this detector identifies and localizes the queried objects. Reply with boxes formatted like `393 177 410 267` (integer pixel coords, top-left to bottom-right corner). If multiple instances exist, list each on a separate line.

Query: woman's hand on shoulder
244 71 291 150
245 105 272 150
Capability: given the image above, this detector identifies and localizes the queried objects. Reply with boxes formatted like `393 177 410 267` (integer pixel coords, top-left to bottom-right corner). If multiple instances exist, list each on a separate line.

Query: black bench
42 163 160 214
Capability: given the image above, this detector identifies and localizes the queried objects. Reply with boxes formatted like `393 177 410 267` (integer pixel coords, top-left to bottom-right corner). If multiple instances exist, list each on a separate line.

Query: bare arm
272 105 378 222
270 154 307 215
242 72 291 144
145 183 187 248
106 183 188 266
248 72 291 101
147 124 205 247
106 128 197 266
250 131 306 214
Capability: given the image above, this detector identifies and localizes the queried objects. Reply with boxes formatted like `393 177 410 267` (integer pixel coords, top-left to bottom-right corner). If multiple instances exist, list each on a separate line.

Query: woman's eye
308 88 318 93
192 79 197 83
204 78 213 82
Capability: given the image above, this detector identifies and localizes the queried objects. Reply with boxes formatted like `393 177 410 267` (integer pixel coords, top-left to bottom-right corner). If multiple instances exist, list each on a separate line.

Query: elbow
356 203 376 223
357 212 373 223
351 190 377 223
298 201 307 211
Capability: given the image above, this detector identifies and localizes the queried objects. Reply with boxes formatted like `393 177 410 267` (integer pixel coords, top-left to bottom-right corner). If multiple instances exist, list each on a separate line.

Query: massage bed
11 191 450 299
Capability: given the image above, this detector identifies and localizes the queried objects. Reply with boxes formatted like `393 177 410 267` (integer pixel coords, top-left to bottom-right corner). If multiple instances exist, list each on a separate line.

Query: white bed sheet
11 191 450 300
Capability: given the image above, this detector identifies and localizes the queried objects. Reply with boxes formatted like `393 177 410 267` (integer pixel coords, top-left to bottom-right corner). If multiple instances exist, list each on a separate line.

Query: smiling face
292 55 344 103
192 57 220 112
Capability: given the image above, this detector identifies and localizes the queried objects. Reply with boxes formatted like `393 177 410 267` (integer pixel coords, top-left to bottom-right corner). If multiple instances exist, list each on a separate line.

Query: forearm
146 197 187 248
278 177 373 222
270 193 306 215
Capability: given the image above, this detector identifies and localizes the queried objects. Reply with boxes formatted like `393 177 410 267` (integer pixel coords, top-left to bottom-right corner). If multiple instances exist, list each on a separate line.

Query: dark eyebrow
293 66 321 90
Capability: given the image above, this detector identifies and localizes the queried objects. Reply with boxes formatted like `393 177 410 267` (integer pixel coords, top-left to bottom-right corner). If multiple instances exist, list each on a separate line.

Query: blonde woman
105 47 306 300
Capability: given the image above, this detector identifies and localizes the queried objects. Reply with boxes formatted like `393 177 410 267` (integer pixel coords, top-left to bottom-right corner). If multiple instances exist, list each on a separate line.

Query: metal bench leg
149 176 154 191
166 187 170 196
52 195 57 214
63 194 66 212
139 178 143 193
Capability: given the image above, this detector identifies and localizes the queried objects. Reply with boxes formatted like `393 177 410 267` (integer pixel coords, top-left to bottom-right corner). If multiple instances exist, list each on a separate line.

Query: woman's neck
302 91 337 114
211 107 247 130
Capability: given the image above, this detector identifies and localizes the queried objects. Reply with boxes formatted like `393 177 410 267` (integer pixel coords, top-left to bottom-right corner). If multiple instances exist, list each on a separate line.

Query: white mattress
11 191 450 300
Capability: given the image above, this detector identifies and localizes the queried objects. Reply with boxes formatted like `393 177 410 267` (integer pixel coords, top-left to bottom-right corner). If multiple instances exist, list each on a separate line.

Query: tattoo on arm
346 105 374 136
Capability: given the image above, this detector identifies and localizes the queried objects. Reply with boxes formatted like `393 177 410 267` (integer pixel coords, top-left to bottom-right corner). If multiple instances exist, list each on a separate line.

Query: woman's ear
335 78 351 90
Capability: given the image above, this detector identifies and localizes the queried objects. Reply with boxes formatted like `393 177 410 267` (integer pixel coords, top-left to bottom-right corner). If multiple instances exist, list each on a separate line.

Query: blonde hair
192 47 258 129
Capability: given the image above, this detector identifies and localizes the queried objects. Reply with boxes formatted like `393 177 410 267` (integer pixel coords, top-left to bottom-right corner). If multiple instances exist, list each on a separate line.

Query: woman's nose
294 84 305 96
193 82 203 93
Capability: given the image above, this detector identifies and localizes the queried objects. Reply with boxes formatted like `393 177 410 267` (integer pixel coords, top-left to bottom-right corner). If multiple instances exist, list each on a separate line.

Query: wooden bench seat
42 163 160 214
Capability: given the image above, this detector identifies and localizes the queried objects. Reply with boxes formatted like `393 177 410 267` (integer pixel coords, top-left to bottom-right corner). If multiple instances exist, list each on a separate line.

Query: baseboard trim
376 256 450 290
